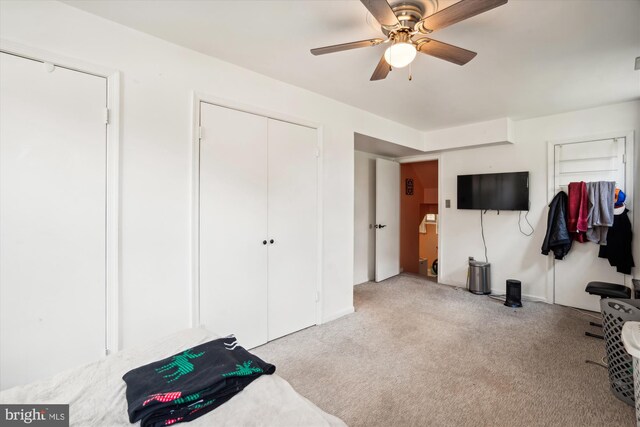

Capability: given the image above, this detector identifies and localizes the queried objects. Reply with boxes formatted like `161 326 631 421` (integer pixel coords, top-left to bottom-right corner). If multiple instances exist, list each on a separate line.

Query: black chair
584 281 632 339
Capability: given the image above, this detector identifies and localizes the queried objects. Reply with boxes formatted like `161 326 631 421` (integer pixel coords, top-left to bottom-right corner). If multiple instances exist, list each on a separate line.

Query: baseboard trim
322 306 355 324
490 290 547 303
354 280 372 286
523 293 548 303
434 280 548 303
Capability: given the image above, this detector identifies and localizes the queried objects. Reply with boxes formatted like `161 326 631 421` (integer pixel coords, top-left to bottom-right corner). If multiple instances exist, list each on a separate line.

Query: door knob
263 240 267 245
375 224 387 229
269 239 274 244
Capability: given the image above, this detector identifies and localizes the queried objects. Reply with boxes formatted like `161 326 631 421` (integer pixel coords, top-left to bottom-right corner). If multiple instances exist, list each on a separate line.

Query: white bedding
0 328 346 427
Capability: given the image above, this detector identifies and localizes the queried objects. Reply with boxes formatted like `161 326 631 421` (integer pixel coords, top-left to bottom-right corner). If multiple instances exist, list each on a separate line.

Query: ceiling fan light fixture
311 0 509 81
384 41 416 68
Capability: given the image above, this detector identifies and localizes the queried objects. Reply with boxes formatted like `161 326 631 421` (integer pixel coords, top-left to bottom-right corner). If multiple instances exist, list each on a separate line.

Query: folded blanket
123 336 275 427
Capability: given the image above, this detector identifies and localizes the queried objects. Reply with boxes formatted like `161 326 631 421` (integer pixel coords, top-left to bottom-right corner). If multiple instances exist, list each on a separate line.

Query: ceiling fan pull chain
409 62 413 81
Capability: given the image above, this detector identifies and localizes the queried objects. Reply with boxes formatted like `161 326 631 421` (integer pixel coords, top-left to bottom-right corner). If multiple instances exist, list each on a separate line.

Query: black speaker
505 279 523 308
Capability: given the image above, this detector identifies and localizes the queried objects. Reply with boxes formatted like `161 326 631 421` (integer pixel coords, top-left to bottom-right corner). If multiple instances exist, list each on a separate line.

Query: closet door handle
269 239 274 244
263 240 267 245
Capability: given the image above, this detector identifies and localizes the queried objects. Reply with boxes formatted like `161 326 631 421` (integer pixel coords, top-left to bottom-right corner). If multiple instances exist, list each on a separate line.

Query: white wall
0 0 423 349
354 151 377 285
2 2 637 353
438 101 640 300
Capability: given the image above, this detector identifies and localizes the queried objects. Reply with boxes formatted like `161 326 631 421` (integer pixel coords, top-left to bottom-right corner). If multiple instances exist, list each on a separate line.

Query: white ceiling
64 0 640 131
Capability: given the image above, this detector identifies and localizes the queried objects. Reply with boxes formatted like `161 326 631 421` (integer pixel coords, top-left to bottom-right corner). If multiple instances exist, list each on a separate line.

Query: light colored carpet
253 274 634 426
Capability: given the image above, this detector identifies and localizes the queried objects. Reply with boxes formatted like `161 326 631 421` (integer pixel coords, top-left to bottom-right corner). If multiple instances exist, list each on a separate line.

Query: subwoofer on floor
505 279 523 308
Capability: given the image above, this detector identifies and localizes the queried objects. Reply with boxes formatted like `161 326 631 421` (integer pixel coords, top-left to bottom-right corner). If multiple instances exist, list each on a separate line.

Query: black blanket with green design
122 336 275 427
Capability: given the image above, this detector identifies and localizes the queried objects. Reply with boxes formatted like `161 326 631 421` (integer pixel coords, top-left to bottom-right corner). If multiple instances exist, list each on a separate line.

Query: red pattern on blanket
143 392 182 406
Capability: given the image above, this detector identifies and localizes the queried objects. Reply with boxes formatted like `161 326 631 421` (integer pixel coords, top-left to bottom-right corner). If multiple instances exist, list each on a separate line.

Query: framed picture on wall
405 178 414 195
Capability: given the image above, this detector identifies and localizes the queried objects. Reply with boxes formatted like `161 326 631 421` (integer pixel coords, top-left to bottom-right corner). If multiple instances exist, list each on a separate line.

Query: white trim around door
396 153 444 282
546 130 635 305
189 92 324 328
0 39 121 354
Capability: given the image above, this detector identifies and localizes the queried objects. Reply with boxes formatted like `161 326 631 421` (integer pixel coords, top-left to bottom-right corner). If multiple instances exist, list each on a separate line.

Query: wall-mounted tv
457 172 529 211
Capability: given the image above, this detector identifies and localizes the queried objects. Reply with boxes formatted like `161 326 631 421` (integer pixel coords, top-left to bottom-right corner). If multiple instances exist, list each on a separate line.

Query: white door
267 119 318 340
553 138 628 311
199 103 269 349
0 52 107 389
375 158 400 282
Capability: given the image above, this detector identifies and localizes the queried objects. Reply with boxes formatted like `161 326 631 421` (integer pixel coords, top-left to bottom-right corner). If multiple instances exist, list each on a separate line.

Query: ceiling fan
310 0 508 81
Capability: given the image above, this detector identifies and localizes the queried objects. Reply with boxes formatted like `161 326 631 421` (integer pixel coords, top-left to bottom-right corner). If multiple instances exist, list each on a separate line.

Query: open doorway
353 133 424 286
400 161 439 282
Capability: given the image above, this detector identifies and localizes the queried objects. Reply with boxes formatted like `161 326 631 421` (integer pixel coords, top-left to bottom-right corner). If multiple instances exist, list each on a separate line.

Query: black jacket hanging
541 191 572 260
599 208 634 274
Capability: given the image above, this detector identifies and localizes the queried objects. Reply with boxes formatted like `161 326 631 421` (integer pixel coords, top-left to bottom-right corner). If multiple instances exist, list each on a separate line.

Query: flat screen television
457 172 529 211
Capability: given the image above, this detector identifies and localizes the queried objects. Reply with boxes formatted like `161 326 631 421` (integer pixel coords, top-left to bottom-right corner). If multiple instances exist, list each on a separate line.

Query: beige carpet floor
253 274 634 426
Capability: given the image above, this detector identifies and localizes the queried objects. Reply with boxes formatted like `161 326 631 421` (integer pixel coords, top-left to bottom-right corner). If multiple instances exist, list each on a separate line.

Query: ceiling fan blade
310 38 385 56
416 0 508 33
416 38 477 65
370 54 391 81
360 0 400 28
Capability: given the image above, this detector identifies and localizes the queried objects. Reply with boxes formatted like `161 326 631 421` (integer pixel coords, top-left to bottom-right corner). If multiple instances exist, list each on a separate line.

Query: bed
0 328 346 426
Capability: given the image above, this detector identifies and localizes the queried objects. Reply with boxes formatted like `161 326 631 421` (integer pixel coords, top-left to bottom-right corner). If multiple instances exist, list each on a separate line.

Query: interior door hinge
199 126 203 140
104 108 110 125
622 154 626 164
315 148 321 158
315 291 320 302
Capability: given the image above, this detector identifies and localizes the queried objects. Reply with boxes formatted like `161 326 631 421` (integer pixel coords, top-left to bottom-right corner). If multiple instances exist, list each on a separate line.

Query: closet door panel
0 52 107 389
267 120 318 340
199 103 268 349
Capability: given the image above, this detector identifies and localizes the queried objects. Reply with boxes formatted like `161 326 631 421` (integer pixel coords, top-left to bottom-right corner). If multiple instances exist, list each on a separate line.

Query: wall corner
506 117 515 143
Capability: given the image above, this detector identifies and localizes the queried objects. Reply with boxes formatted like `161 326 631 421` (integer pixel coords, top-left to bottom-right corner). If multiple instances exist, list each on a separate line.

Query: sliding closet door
0 52 107 389
199 103 269 349
267 119 318 340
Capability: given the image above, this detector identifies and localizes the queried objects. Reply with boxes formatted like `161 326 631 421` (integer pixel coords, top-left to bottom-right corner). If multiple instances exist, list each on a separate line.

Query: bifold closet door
267 120 318 340
0 52 107 389
199 103 269 349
